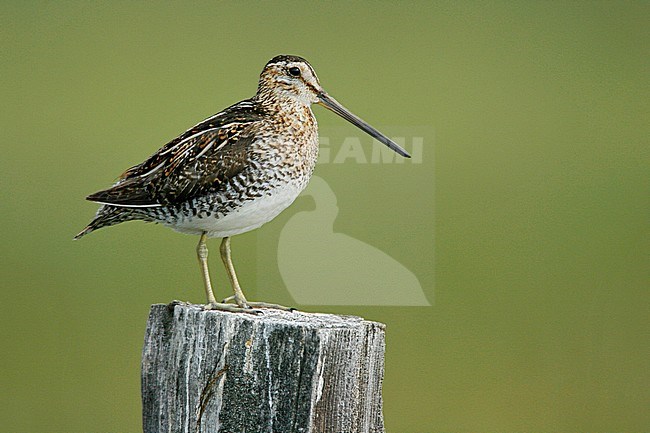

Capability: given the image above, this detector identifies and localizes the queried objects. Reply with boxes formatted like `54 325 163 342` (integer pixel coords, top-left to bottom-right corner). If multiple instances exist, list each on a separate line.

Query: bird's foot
203 302 262 315
247 302 296 311
220 295 295 312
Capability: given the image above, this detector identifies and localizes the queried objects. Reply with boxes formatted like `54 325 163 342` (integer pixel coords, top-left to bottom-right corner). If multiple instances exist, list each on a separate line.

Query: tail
73 225 95 240
74 205 137 240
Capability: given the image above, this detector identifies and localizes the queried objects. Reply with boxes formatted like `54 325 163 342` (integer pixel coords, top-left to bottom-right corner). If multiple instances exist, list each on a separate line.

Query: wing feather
86 101 264 207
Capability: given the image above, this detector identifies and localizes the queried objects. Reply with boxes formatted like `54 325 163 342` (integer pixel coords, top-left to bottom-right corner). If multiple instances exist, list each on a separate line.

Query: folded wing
86 101 263 207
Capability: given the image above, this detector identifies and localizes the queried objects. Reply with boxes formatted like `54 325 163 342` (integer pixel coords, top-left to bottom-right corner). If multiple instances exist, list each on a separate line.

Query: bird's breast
169 180 305 238
257 106 319 178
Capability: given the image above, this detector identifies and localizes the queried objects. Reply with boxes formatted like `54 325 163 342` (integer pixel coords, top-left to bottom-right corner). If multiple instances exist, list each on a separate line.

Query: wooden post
141 302 386 433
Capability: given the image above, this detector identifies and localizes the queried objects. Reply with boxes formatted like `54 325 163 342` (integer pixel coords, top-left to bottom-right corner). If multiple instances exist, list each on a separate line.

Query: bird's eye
288 67 301 77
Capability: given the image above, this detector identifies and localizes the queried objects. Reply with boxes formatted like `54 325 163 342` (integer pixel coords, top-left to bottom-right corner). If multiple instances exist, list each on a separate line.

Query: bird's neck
254 88 311 114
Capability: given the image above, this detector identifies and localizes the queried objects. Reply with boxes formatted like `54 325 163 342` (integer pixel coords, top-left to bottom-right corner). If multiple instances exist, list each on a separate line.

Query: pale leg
197 233 259 314
197 232 217 305
220 236 294 311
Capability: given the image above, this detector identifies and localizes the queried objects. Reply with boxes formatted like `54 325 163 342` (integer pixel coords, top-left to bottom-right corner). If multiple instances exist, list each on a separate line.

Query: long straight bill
317 93 411 158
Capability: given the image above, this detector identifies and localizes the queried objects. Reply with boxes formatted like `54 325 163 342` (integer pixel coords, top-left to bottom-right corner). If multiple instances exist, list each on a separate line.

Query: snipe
75 55 410 313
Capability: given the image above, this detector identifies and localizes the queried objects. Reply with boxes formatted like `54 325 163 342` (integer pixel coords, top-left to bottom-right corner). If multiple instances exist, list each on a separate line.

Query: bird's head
257 55 323 105
257 54 411 158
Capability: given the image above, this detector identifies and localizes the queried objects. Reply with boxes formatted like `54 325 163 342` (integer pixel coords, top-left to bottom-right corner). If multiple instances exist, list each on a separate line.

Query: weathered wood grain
141 302 386 433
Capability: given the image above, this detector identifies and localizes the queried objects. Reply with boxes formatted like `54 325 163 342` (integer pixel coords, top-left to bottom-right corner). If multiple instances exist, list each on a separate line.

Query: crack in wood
196 365 228 432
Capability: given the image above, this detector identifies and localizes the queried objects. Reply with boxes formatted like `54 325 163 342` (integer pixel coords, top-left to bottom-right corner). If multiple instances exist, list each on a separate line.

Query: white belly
168 181 304 238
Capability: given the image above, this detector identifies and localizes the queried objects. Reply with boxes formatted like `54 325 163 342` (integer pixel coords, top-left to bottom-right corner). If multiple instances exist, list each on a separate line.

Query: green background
1 1 648 432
